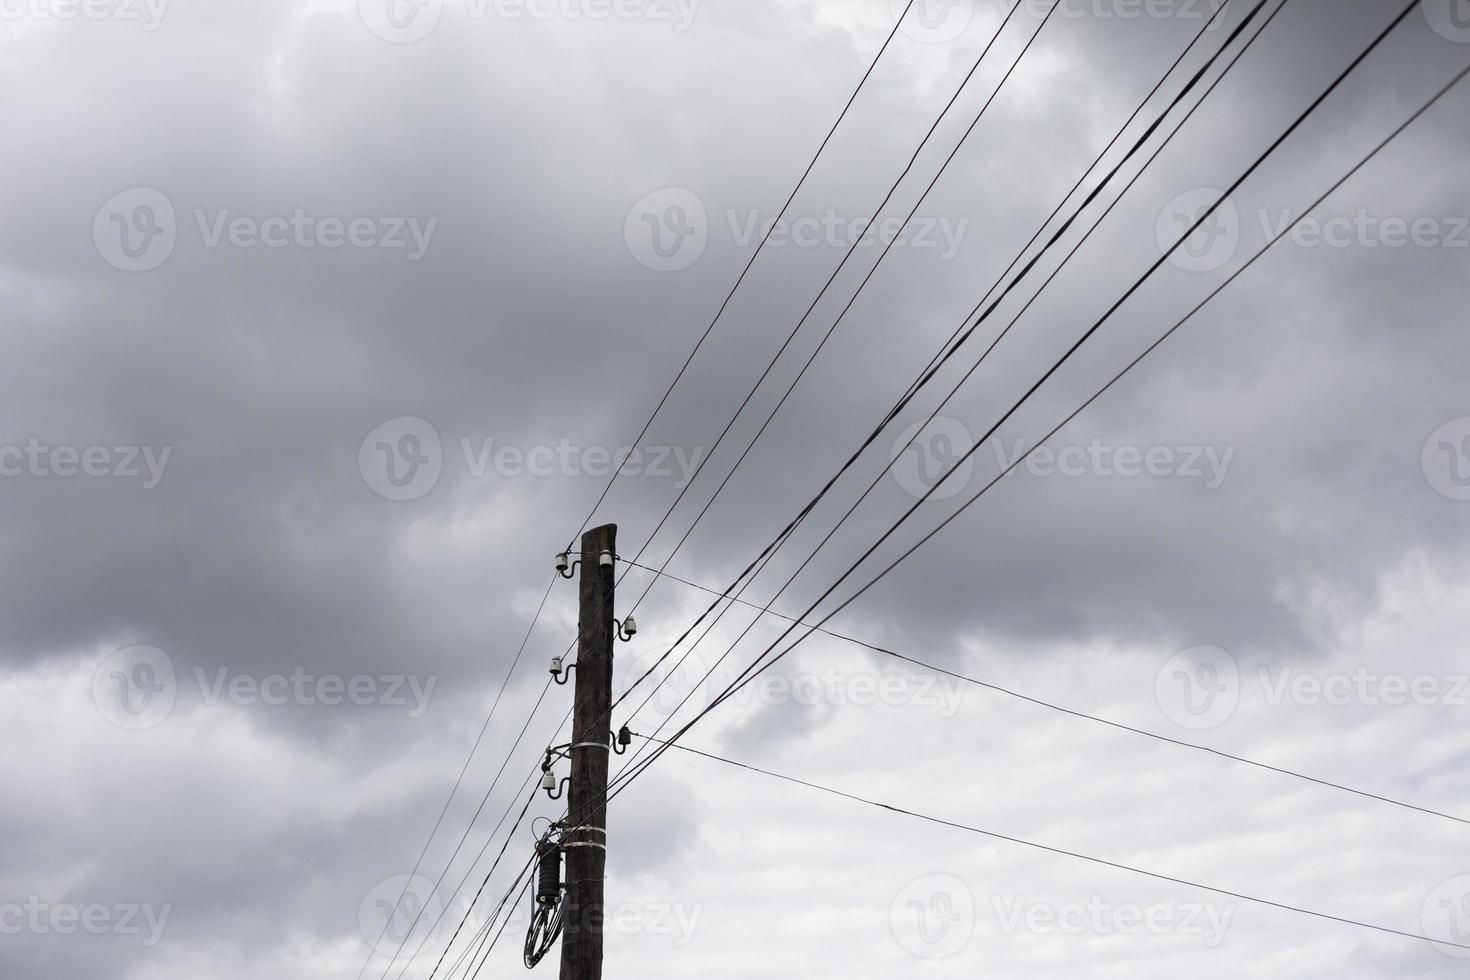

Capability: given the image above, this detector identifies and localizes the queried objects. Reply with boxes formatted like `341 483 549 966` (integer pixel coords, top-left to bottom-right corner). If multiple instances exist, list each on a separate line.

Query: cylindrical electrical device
525 838 566 969
536 840 562 906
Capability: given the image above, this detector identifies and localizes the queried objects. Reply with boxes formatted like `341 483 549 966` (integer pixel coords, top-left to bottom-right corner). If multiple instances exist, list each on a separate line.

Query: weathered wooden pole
559 523 615 980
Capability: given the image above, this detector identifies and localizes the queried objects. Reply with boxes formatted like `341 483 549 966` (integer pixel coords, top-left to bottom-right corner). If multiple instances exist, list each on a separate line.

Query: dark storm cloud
2 1 1468 977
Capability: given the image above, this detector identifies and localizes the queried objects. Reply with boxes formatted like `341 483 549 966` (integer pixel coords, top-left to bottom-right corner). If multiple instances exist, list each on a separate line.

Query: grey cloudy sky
3 0 1470 977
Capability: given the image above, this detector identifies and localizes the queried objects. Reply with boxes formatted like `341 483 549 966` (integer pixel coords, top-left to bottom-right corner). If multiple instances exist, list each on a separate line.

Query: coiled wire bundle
523 837 564 969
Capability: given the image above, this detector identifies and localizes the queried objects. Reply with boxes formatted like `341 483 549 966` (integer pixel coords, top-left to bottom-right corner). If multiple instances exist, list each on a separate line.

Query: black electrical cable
396 13 917 968
355 573 556 980
455 867 535 980
606 0 1049 633
523 6 1043 847
636 733 1470 952
622 556 1470 826
566 0 920 553
466 874 532 980
578 0 1042 701
604 0 1440 812
609 0 1280 779
384 761 544 979
689 0 1425 730
375 677 556 980
527 3 1064 836
605 0 1271 729
423 786 542 980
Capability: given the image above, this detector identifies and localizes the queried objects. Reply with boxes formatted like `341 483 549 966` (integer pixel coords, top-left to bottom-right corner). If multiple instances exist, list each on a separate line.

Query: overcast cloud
3 0 1470 977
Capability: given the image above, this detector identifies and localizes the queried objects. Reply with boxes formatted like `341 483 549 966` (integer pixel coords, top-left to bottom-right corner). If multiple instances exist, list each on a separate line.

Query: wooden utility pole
560 523 615 980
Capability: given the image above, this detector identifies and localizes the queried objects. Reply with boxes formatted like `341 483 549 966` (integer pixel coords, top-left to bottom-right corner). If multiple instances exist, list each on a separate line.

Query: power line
606 0 1040 631
424 788 541 980
611 0 1281 779
354 572 556 980
382 15 925 967
451 862 536 980
605 0 1269 739
567 0 920 552
493 16 1044 879
518 7 1061 835
377 678 555 980
624 556 1470 826
604 0 1444 812
464 874 531 980
635 733 1470 952
382 760 542 979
